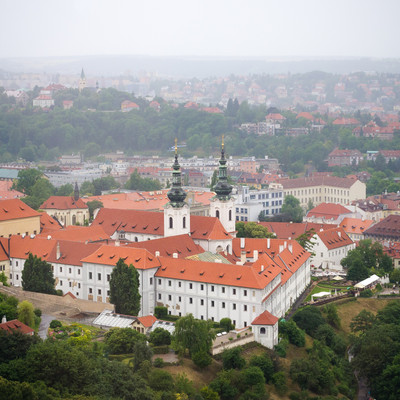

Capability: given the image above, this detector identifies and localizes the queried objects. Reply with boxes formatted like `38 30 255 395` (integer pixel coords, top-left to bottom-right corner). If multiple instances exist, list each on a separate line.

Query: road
38 314 53 339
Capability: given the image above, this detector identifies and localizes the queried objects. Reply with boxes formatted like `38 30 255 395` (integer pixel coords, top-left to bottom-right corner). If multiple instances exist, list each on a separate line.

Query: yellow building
0 199 41 238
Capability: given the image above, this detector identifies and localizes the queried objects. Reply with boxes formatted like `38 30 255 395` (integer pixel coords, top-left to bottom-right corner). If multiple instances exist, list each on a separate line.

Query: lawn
306 283 350 302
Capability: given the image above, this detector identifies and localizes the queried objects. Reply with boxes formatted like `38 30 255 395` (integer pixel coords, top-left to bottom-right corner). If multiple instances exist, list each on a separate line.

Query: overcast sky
1 0 399 59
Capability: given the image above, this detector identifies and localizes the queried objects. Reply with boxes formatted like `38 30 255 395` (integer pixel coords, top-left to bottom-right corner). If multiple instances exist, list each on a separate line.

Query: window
158 294 161 300
89 272 93 280
69 268 72 274
78 283 81 289
189 298 193 304
201 284 204 291
201 299 204 305
211 300 215 307
178 281 181 288
169 217 173 229
69 282 72 287
244 305 247 311
16 261 18 267
107 290 110 296
183 216 186 229
98 289 101 295
89 288 92 294
211 285 214 292
78 269 81 275
229 210 232 221
158 279 161 285
222 287 225 294
107 274 110 282
244 289 247 296
201 315 204 320
244 321 247 327
216 210 220 219
189 283 193 289
60 267 63 273
222 302 225 308
260 327 266 334
168 280 171 286
179 296 181 302
168 295 172 301
233 288 236 295
60 280 63 286
98 273 101 281
150 277 153 285
16 274 19 280
233 303 236 310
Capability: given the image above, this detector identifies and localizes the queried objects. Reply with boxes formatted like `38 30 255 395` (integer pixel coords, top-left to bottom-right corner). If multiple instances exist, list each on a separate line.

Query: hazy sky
1 0 399 59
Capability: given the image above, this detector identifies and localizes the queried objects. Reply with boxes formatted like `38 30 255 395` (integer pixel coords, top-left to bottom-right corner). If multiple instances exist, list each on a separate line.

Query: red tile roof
40 196 88 210
47 240 103 266
0 199 40 221
126 234 204 258
81 245 161 270
296 112 314 121
339 218 374 236
364 215 400 240
0 319 34 335
137 315 157 328
316 227 353 250
332 117 360 125
190 216 233 240
37 225 109 243
155 256 280 289
265 113 285 121
40 212 63 232
251 310 278 325
307 203 352 220
260 221 336 239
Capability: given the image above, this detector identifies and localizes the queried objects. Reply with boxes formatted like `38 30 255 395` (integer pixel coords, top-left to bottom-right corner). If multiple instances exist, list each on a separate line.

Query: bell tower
210 136 236 235
164 139 191 237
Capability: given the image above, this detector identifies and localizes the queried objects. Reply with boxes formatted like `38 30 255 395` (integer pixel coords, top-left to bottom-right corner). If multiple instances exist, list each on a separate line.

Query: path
38 314 53 339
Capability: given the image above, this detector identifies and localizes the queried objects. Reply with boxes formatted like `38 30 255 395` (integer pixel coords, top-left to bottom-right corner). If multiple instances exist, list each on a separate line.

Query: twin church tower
164 137 236 238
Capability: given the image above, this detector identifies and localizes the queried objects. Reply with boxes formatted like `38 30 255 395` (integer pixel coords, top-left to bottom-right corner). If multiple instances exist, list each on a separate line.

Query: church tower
164 139 191 237
210 136 236 235
79 68 86 92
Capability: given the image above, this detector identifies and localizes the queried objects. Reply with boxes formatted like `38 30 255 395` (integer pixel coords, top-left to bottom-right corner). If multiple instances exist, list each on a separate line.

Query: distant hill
1 55 400 78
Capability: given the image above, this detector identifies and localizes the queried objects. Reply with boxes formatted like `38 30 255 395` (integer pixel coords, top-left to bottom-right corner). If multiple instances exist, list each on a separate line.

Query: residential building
305 203 360 225
364 215 400 242
327 148 363 167
339 217 374 241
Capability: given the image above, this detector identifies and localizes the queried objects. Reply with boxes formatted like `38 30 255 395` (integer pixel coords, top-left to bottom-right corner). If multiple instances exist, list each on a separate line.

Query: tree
104 327 146 354
293 307 326 337
235 221 274 238
149 327 171 346
80 181 95 196
192 350 212 369
0 329 40 364
221 347 246 370
125 169 161 191
295 228 316 256
219 318 234 332
109 258 141 315
17 300 35 328
249 354 274 382
22 254 56 295
86 200 103 220
173 314 215 357
56 184 74 196
324 303 341 329
281 195 303 222
131 340 153 371
148 369 175 392
12 168 43 195
350 310 376 334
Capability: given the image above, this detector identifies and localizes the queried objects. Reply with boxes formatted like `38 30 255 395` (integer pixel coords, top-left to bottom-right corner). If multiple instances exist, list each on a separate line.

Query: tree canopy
109 258 141 315
235 221 275 238
21 253 56 295
280 195 304 223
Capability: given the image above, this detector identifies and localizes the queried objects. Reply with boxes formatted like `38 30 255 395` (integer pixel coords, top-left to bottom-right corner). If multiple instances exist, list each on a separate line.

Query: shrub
153 357 165 368
49 320 62 329
222 347 246 370
192 350 212 369
274 338 288 358
219 318 234 332
155 306 168 319
33 308 42 318
272 371 288 396
293 307 325 337
249 354 274 382
152 345 169 354
149 328 171 346
360 289 373 298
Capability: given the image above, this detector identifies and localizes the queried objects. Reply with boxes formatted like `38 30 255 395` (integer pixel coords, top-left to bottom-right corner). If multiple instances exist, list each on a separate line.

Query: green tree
173 314 215 357
0 329 40 364
125 169 161 191
222 347 246 370
148 369 175 392
109 258 141 315
281 195 303 222
131 340 153 371
324 303 341 329
21 254 56 295
249 354 274 382
149 327 171 346
350 309 376 334
80 181 95 196
219 317 234 332
12 168 43 195
17 300 35 328
92 176 119 195
235 221 274 238
293 306 326 337
56 184 74 196
192 350 212 369
104 327 146 354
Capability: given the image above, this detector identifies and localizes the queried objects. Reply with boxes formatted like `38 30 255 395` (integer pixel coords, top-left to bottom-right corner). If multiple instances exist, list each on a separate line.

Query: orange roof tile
155 256 281 289
126 234 204 258
40 196 88 210
39 212 63 232
81 245 161 270
47 240 103 266
251 310 278 325
137 315 157 328
190 216 233 240
0 238 9 261
9 235 56 261
340 218 374 235
0 319 34 335
307 203 352 219
316 227 353 250
260 221 336 239
0 199 40 221
37 225 109 243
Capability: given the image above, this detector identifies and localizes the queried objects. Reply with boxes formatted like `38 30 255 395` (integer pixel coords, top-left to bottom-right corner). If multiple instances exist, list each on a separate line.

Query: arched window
134 237 138 242
72 215 76 225
169 217 173 229
260 327 266 335
183 216 186 229
216 210 220 219
229 209 232 221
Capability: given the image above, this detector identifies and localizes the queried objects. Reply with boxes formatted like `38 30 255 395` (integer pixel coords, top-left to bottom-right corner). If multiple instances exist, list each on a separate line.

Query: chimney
279 245 284 253
267 238 270 249
240 237 245 249
284 241 287 249
173 253 178 258
338 231 341 238
56 242 60 260
155 251 160 257
241 251 246 265
261 264 264 272
288 243 293 254
253 250 258 261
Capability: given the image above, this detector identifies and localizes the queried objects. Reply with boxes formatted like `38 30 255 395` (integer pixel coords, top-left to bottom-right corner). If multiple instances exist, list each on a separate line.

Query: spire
81 68 85 79
214 135 232 200
74 182 79 201
167 138 187 207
